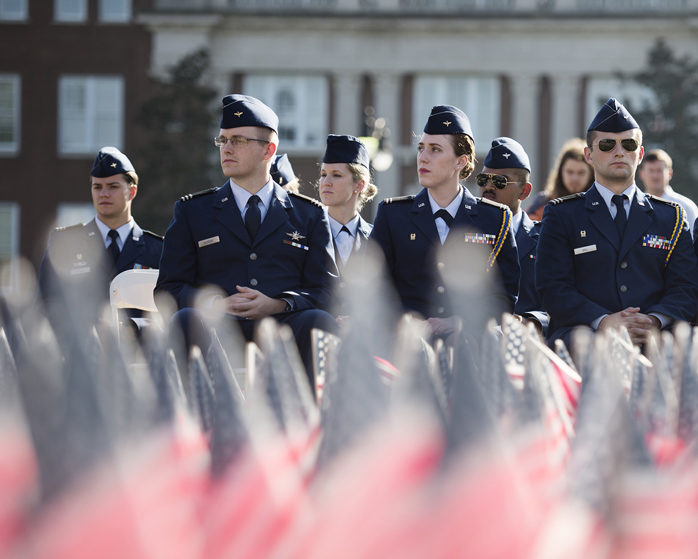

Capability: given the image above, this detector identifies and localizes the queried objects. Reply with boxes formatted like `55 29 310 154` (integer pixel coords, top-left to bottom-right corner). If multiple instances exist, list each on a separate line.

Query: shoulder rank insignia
384 195 415 204
478 197 509 211
646 194 679 207
143 230 164 240
549 192 585 205
180 187 218 202
289 191 324 208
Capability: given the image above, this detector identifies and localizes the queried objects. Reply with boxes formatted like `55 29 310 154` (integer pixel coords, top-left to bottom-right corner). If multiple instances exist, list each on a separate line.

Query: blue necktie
612 194 627 237
245 195 262 241
107 229 120 264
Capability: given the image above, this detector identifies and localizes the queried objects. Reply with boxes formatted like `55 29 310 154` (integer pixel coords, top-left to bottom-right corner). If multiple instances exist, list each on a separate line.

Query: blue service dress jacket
514 212 549 336
370 186 520 320
38 218 163 325
155 182 338 313
536 184 698 344
331 214 373 317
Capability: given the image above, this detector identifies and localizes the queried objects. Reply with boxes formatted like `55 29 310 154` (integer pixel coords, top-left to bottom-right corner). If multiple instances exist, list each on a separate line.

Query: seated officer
536 98 698 348
477 137 548 335
38 147 163 334
155 94 338 383
370 105 520 338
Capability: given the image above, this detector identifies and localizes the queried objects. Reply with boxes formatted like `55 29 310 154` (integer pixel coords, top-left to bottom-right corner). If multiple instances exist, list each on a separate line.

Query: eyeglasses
475 173 523 189
214 135 269 148
593 138 640 152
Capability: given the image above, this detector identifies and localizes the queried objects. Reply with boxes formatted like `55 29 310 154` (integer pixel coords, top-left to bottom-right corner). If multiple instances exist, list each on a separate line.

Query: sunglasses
475 173 522 189
593 138 640 152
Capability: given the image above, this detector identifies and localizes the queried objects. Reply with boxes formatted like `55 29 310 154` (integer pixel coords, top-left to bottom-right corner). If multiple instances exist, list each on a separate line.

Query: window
54 0 87 22
244 75 328 149
0 75 20 155
58 75 124 155
0 0 27 21
0 203 19 291
585 77 655 126
99 0 131 22
412 75 501 149
56 202 95 227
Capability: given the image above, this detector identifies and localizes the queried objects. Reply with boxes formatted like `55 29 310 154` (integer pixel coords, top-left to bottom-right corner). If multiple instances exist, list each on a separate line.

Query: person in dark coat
536 98 698 348
38 147 163 334
370 105 520 338
477 137 548 336
155 94 338 383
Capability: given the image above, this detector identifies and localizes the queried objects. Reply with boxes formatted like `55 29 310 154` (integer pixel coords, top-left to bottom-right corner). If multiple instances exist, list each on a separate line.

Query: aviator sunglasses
593 138 640 152
475 173 523 189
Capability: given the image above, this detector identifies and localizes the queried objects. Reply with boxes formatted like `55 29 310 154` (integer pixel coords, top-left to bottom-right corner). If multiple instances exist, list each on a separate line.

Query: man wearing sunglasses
536 98 698 349
156 94 339 386
477 137 548 336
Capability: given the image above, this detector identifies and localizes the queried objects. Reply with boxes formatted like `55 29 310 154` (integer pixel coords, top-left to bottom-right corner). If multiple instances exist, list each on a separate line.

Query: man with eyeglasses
477 137 548 336
536 98 698 349
156 94 338 385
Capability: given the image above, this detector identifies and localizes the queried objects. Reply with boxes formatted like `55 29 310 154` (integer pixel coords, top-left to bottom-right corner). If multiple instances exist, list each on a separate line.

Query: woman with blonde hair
526 137 594 221
318 134 377 272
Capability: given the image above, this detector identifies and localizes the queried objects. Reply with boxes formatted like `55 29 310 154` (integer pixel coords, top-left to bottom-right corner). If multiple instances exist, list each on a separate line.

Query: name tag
574 244 597 255
198 236 220 248
71 267 91 276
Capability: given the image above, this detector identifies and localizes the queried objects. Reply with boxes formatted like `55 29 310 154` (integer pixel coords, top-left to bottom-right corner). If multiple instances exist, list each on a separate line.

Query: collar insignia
464 205 471 210
221 197 228 202
581 230 586 237
234 111 243 117
77 253 82 260
418 202 425 208
592 201 599 206
443 121 451 127
287 231 305 241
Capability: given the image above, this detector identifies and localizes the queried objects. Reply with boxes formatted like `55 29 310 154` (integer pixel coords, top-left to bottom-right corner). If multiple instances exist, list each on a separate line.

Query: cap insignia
234 111 243 117
443 121 452 127
111 163 117 168
503 153 510 159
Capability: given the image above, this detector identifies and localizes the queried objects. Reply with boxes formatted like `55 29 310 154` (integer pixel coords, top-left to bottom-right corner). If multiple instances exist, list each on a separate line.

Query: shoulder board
646 194 679 207
549 192 585 205
478 197 510 212
288 191 324 208
383 195 415 204
54 223 83 233
180 187 218 202
143 230 164 240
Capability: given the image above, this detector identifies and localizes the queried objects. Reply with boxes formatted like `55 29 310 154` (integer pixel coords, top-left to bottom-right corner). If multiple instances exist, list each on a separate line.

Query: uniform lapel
114 221 144 272
411 189 440 248
214 183 250 244
515 212 537 261
619 189 652 259
254 184 291 246
346 216 372 268
85 219 112 275
587 185 621 249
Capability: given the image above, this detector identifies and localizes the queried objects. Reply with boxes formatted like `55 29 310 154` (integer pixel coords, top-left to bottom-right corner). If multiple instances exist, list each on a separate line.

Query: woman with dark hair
526 137 594 221
370 105 520 337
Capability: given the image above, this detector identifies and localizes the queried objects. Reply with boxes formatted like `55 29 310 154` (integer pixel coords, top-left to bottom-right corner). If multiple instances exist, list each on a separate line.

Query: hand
214 286 286 320
598 307 659 346
425 315 461 336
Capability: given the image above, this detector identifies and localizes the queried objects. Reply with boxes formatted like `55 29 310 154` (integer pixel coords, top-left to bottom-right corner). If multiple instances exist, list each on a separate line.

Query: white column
549 74 583 163
371 72 401 202
333 72 363 137
510 74 541 187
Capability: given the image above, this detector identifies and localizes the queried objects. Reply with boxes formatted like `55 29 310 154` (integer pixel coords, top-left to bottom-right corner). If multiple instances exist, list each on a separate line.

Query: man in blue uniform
370 105 520 337
477 137 548 336
536 98 698 348
38 147 163 332
155 94 338 381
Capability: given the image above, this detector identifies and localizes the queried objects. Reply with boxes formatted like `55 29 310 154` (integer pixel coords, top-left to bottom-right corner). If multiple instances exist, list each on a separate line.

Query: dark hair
642 148 672 169
448 134 477 180
544 137 593 199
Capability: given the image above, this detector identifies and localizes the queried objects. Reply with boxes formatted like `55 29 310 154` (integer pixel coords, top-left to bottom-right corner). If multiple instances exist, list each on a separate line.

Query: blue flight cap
423 105 473 140
270 154 295 186
91 147 135 178
322 134 370 169
483 137 531 172
587 98 639 133
220 94 279 134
